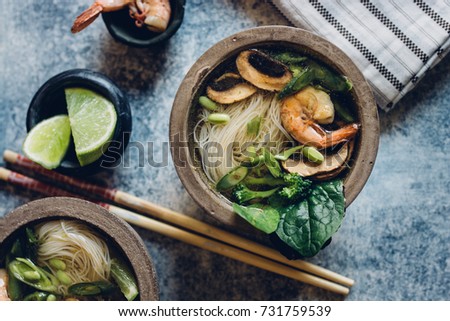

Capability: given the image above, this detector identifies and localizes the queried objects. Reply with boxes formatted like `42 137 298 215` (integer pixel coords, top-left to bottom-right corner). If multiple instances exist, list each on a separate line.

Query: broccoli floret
283 172 310 186
271 173 312 205
232 184 280 205
237 172 312 205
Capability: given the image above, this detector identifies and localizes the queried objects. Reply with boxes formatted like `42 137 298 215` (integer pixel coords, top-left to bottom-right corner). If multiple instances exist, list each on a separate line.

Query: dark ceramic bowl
102 0 185 48
170 26 380 227
27 69 132 176
0 197 159 300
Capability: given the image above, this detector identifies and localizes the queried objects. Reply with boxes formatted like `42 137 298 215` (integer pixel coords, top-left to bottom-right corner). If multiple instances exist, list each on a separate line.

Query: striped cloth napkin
270 0 450 111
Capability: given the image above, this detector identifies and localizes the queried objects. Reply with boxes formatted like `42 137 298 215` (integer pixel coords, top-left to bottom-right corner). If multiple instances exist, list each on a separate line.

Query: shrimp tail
71 2 104 34
129 4 146 27
319 123 360 149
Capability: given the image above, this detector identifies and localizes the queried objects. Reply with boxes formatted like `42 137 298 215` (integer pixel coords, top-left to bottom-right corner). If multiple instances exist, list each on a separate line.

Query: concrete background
0 0 449 300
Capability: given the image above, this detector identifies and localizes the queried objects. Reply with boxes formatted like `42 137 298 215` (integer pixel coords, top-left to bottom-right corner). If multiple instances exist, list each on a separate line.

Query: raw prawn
280 86 359 149
0 269 10 301
129 0 172 33
71 0 171 34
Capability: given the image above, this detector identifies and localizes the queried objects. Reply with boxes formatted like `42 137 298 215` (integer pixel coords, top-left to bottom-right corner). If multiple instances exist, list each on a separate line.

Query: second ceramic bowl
0 197 159 300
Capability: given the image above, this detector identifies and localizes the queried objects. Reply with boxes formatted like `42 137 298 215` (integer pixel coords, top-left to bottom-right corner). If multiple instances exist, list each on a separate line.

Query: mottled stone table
1 0 449 300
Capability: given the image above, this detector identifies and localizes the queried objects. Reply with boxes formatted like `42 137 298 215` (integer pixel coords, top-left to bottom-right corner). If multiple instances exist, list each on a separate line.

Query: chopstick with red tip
0 166 350 295
3 149 354 288
3 150 354 288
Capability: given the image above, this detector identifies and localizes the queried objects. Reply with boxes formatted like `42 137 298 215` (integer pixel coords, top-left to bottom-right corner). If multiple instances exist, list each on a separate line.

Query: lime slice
22 115 71 169
65 88 117 166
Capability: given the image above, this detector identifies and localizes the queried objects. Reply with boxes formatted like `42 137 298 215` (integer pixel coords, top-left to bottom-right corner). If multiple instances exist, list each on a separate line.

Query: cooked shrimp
0 269 10 301
129 0 171 32
71 0 133 33
280 86 359 149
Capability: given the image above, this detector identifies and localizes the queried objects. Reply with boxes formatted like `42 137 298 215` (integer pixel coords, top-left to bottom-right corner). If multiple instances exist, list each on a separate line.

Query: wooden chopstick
0 166 350 295
3 150 354 288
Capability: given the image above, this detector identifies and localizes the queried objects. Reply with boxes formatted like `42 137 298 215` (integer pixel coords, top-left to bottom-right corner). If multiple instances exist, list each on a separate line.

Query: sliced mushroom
314 141 354 180
236 50 292 92
282 141 354 179
206 73 257 104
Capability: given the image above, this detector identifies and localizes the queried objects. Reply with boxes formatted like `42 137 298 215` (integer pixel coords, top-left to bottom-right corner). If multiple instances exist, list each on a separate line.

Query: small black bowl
26 69 132 176
102 0 185 48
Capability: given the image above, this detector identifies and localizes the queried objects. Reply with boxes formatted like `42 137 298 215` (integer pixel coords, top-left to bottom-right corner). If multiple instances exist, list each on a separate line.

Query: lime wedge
65 88 117 166
22 115 71 169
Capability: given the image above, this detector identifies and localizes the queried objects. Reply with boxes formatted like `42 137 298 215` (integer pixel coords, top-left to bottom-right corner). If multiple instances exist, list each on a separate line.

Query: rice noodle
36 220 111 295
194 92 293 183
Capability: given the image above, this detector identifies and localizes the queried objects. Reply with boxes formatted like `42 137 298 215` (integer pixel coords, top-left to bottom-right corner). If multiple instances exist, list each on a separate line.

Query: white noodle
194 92 293 183
36 220 111 296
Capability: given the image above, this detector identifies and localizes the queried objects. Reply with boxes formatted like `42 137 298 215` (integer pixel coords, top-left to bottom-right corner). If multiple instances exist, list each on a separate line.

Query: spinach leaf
232 203 280 234
275 179 345 257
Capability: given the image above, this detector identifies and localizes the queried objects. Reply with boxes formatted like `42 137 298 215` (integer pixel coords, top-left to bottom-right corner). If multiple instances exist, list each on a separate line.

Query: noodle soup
0 219 139 301
192 46 360 258
171 27 378 260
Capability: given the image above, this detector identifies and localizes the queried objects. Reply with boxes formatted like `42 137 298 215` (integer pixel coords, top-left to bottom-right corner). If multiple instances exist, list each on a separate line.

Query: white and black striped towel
270 0 450 111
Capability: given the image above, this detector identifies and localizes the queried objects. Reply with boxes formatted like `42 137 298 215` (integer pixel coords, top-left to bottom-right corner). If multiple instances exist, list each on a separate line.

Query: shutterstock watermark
99 133 350 170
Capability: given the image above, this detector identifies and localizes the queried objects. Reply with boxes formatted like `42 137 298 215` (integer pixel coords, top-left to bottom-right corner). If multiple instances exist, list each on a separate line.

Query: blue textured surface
0 0 449 300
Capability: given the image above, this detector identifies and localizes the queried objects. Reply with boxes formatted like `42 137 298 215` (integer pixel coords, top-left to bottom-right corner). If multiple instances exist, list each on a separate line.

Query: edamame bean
23 271 41 282
199 96 218 111
9 258 58 293
56 270 72 286
49 258 66 271
302 146 324 163
47 294 57 301
245 145 257 158
208 113 230 125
